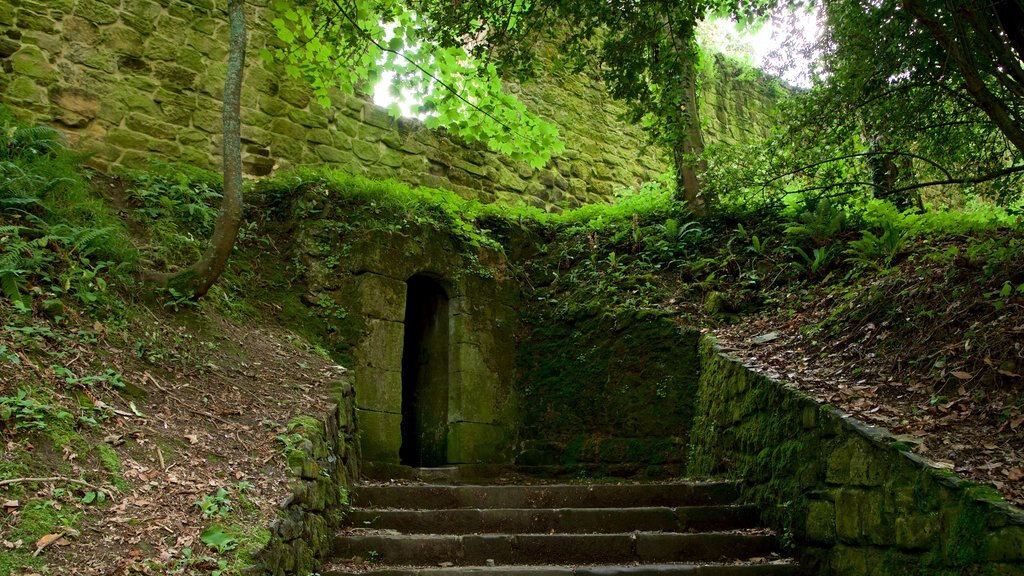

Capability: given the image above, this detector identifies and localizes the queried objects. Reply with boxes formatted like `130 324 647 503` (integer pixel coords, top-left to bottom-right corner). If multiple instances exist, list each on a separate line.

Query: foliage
706 0 1024 215
122 162 223 271
0 109 136 318
418 0 779 212
264 0 562 169
844 219 907 271
196 487 233 518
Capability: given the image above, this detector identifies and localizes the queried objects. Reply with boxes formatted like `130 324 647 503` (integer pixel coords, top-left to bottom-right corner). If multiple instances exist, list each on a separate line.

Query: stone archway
399 275 450 467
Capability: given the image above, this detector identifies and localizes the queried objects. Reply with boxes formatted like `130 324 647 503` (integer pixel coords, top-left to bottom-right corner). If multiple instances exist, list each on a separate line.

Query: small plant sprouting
195 488 232 518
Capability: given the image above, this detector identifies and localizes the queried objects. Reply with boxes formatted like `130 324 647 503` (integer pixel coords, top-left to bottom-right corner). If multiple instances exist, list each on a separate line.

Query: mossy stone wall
514 310 701 477
689 338 1024 576
0 0 779 211
253 380 358 576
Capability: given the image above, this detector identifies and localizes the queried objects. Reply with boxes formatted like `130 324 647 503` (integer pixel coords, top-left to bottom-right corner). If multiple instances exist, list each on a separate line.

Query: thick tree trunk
172 0 247 298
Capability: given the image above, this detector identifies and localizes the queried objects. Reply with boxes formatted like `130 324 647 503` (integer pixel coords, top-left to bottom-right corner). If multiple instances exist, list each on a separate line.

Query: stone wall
253 380 358 576
514 310 700 477
689 338 1024 576
0 0 780 211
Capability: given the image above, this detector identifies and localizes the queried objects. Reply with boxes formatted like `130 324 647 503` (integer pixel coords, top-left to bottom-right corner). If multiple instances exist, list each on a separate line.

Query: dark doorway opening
400 275 450 467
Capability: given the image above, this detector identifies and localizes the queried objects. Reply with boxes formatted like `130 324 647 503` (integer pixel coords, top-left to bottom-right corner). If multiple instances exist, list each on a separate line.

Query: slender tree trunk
674 67 708 216
661 12 708 216
172 0 247 298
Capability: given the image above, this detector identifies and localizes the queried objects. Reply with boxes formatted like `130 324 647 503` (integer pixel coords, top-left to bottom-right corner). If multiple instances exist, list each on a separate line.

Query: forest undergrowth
0 111 1022 575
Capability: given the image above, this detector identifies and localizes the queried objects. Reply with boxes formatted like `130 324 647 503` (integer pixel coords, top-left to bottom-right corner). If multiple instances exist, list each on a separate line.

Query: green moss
516 310 699 457
94 443 128 491
946 501 990 566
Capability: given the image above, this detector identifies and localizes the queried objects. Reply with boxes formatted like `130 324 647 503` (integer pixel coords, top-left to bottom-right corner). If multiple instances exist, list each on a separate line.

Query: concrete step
352 482 741 510
322 564 801 576
332 532 779 565
346 505 760 534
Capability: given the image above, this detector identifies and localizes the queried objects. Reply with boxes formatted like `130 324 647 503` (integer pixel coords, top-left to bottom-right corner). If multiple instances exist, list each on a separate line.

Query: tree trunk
674 66 708 216
171 0 247 298
661 13 708 216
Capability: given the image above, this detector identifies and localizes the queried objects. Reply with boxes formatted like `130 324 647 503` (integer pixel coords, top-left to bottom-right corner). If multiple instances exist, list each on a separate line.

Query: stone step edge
346 505 757 513
332 532 780 565
352 483 742 510
321 562 800 576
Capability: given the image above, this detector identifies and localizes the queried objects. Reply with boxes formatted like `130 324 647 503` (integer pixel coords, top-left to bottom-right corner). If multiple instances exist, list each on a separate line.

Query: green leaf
200 525 237 553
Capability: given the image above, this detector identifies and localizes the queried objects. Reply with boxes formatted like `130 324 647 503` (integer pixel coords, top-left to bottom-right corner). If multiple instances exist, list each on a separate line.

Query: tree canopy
707 0 1024 212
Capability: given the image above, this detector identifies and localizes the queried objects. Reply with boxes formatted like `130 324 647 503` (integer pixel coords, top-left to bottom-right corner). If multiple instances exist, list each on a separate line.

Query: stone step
322 564 800 576
332 532 779 565
347 505 760 534
352 482 741 510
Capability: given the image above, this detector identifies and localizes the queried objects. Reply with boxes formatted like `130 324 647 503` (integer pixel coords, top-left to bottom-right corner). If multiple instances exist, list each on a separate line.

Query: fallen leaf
35 533 65 551
1007 468 1024 481
185 434 199 445
951 371 973 380
2 500 18 508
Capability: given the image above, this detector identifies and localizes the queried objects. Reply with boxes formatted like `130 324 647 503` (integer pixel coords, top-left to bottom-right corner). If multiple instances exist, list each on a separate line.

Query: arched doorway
400 275 450 467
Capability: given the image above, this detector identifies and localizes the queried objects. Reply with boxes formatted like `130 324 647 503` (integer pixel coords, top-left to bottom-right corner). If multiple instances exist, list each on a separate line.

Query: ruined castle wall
1 0 780 210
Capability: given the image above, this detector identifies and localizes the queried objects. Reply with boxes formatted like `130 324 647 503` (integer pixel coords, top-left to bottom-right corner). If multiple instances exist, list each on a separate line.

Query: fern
1 124 65 160
0 268 28 309
71 226 113 257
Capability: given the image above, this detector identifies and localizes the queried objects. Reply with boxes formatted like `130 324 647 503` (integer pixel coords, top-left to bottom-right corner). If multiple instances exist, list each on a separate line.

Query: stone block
74 2 119 25
894 512 938 550
447 421 507 464
353 365 402 413
154 62 197 91
125 114 178 140
287 106 328 129
356 409 402 463
278 81 310 108
144 34 179 62
988 526 1024 562
122 0 162 34
11 44 59 82
314 145 350 164
355 273 407 321
0 3 14 26
352 139 381 163
449 366 498 424
354 318 404 371
805 499 836 544
826 438 887 487
5 76 48 106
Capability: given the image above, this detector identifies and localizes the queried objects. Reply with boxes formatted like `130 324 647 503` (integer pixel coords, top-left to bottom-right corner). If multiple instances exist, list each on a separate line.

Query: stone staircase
323 479 800 576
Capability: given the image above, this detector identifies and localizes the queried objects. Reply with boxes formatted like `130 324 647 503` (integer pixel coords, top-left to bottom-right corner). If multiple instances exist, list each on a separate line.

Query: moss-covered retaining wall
251 380 358 576
0 0 779 211
689 338 1024 576
514 311 700 477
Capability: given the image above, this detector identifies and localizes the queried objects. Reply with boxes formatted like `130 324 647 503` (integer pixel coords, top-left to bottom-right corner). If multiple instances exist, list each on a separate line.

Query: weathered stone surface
0 0 777 207
355 273 407 321
357 409 402 463
11 44 58 82
689 338 1024 576
447 421 508 464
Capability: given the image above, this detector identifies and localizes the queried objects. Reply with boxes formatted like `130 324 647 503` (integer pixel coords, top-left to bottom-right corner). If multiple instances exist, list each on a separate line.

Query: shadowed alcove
400 275 450 467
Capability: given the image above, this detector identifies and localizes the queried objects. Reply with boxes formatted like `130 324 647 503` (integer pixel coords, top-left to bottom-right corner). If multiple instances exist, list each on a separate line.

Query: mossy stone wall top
688 338 1024 576
0 0 779 211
